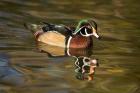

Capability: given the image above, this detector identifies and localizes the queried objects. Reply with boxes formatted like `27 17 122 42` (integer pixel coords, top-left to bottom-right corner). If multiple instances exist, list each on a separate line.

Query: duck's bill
93 32 100 39
91 27 100 39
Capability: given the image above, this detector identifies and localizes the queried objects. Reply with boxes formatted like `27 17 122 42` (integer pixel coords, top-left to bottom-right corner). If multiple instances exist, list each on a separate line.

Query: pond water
0 0 140 93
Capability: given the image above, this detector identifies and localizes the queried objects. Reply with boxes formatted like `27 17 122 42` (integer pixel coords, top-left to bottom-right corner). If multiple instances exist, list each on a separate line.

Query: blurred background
0 0 140 93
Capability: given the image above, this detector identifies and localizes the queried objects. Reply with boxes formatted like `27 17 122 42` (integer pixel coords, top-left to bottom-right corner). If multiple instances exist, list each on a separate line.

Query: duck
24 19 100 49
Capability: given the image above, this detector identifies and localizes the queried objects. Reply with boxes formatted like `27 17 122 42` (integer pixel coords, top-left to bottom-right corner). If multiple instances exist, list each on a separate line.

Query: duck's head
73 19 100 39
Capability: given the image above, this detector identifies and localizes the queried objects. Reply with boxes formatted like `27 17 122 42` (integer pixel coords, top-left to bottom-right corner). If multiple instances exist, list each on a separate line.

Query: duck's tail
24 23 43 34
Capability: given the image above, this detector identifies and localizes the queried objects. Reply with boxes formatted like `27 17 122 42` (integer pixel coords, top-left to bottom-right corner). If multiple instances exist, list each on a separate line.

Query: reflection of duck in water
74 56 98 81
0 53 26 86
37 42 99 81
24 19 100 48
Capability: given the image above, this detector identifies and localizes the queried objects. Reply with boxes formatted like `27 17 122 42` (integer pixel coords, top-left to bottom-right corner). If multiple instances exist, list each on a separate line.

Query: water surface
0 0 140 93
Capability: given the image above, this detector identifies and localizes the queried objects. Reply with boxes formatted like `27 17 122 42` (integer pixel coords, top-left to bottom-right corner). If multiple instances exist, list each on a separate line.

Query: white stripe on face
85 28 88 35
73 26 85 35
80 28 93 37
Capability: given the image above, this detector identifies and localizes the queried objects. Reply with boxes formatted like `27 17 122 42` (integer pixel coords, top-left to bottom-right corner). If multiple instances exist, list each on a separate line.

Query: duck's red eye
86 28 92 34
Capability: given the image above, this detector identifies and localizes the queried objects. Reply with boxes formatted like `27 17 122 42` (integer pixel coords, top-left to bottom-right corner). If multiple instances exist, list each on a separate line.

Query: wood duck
24 19 100 49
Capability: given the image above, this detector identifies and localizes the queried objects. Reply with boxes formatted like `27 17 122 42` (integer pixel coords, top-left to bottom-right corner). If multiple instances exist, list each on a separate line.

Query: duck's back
42 23 73 36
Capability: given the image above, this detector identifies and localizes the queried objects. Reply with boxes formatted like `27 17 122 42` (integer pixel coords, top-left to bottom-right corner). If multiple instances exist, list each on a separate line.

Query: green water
0 0 140 93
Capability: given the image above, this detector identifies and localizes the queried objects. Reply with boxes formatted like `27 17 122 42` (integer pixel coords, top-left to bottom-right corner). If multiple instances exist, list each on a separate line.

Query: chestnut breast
69 35 92 48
